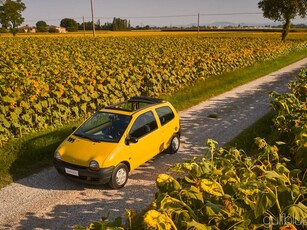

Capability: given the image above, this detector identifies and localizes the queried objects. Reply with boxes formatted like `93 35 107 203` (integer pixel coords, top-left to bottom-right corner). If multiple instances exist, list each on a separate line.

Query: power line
200 12 261 16
89 12 262 20
23 12 262 24
108 14 197 19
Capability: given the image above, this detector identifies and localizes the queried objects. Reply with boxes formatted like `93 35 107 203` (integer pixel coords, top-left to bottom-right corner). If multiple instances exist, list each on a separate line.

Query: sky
22 0 307 27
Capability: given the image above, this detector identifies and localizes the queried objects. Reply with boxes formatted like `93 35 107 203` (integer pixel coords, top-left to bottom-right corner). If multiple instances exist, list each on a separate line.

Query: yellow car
53 96 181 189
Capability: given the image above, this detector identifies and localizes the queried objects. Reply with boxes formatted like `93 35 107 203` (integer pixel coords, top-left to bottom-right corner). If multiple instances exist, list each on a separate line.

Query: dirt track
0 58 306 230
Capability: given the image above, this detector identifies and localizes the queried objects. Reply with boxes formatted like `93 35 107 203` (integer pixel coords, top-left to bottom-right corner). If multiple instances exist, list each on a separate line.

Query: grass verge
0 122 79 188
0 47 306 189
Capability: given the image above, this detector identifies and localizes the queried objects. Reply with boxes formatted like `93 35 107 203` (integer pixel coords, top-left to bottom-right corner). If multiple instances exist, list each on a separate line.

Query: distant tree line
79 17 131 31
34 17 133 33
35 17 134 32
34 17 307 34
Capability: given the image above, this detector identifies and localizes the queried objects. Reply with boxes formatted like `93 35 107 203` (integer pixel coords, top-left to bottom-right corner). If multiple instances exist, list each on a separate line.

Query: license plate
65 168 79 176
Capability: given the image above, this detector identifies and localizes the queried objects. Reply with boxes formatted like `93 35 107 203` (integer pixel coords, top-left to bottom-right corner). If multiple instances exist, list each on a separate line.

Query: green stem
274 186 283 221
303 169 307 182
162 211 178 230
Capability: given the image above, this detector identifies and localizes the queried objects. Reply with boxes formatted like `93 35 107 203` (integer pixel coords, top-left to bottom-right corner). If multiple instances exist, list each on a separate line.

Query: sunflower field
1 34 307 144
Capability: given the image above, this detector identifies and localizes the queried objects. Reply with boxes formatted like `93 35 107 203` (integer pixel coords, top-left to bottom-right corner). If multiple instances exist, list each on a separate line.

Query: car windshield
74 112 131 143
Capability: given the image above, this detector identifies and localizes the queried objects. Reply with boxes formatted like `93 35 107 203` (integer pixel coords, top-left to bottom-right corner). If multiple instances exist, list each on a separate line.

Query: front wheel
168 134 180 154
109 163 129 189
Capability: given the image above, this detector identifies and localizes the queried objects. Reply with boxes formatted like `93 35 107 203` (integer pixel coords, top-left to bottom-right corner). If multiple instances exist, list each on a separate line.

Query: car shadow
3 182 155 229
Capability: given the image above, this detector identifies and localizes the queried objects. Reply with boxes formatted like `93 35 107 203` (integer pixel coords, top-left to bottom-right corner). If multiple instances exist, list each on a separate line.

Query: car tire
168 134 180 154
109 163 129 189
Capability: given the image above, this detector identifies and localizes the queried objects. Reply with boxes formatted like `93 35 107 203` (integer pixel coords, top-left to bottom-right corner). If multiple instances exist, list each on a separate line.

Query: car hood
56 135 118 167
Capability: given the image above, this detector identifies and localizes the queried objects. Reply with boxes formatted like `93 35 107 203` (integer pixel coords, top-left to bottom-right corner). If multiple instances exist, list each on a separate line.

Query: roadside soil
0 58 306 230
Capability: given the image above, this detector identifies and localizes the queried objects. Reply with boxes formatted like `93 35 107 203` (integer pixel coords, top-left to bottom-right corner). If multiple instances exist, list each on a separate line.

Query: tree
96 19 101 30
112 17 130 31
36 20 48 32
79 20 103 31
48 26 59 33
101 22 112 30
60 18 78 32
0 0 26 35
79 21 92 30
258 0 307 41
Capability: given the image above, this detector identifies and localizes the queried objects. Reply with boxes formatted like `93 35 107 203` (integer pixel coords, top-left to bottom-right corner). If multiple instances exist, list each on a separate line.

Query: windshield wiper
73 133 101 142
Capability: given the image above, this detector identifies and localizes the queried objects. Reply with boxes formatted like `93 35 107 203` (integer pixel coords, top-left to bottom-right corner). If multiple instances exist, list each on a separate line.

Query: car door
155 106 177 148
127 110 163 170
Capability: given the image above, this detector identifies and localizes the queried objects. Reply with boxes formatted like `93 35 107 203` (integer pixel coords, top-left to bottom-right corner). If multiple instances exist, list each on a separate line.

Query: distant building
48 26 67 33
20 25 36 33
19 25 67 33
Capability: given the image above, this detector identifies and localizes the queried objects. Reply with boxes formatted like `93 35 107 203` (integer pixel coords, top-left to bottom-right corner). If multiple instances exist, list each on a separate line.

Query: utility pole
197 13 200 39
90 0 96 37
83 16 85 37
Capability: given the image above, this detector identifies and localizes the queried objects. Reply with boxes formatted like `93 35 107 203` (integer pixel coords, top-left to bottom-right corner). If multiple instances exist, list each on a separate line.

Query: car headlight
89 160 100 171
55 152 61 161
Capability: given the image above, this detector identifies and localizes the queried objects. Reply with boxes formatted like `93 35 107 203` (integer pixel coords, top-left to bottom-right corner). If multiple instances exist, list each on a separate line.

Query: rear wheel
168 134 180 154
109 163 129 189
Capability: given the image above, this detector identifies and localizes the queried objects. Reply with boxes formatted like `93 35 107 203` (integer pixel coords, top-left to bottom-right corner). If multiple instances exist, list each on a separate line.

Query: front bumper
53 159 114 185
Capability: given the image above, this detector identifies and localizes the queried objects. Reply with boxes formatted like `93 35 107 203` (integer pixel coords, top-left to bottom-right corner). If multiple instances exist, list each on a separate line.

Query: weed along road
0 58 307 230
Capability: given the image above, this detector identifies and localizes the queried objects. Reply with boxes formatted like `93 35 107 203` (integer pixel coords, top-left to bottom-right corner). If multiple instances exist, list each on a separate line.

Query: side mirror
125 135 138 145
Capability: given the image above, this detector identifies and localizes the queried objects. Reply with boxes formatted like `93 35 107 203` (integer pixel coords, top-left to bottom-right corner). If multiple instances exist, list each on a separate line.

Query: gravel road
1 58 307 230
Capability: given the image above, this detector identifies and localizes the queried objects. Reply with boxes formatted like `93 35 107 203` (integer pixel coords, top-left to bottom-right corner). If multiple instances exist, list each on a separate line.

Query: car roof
101 96 167 115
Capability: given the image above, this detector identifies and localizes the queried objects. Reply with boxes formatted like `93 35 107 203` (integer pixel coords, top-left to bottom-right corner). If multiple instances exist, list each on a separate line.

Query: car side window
156 106 175 126
129 111 158 139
